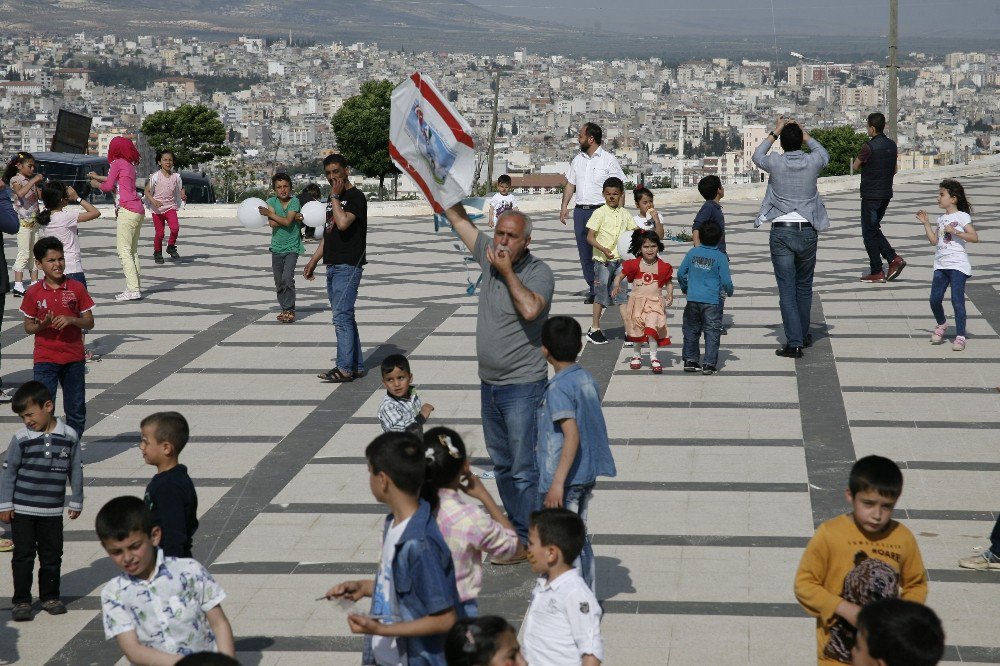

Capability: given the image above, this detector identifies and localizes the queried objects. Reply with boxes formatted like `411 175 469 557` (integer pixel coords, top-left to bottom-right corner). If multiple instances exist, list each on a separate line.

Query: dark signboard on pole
51 109 93 154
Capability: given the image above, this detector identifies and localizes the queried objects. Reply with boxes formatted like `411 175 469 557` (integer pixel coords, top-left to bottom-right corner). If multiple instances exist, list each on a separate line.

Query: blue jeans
481 379 545 542
64 272 87 289
34 361 86 436
930 269 968 337
325 264 363 374
460 599 478 618
861 198 897 274
573 207 597 295
770 226 818 348
564 484 596 593
683 302 723 367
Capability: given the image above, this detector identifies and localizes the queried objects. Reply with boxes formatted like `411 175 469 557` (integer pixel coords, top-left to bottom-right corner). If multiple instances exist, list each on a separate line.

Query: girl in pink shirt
88 136 145 301
3 152 44 295
144 149 186 264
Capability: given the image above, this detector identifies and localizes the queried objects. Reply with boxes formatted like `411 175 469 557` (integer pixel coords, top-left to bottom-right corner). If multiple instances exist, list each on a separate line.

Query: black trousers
11 513 64 604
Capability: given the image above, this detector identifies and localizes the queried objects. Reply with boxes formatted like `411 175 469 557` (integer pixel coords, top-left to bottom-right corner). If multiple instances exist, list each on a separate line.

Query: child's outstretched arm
325 578 374 600
348 607 457 639
206 605 236 656
459 472 524 559
114 630 183 666
545 418 580 509
69 186 102 222
488 204 496 228
916 210 938 244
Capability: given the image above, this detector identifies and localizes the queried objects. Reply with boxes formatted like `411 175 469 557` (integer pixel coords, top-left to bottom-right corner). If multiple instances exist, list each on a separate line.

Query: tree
330 79 397 198
207 155 255 203
808 125 868 177
141 104 230 169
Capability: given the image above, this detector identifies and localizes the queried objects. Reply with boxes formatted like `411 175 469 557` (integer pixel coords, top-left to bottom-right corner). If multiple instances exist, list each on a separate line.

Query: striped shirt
0 420 83 516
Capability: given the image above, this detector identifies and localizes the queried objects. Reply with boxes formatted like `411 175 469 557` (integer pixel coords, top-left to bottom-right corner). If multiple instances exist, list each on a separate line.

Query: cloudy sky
465 0 1000 37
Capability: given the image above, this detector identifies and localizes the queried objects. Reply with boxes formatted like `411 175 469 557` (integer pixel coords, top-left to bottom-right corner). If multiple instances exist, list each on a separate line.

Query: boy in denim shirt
677 220 734 376
536 316 617 593
325 432 463 666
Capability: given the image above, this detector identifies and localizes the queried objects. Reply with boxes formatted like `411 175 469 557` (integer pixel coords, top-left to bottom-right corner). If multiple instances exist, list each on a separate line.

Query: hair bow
438 434 462 459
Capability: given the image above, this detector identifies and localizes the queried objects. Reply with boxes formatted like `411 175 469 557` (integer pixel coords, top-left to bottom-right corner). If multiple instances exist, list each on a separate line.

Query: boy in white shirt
488 175 519 229
522 509 603 666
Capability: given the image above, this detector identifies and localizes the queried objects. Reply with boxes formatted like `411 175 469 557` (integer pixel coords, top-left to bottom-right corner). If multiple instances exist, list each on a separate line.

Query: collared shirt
473 232 554 385
585 204 636 262
0 419 82 516
435 488 519 602
267 195 304 254
20 278 95 365
101 549 226 656
536 364 616 495
565 146 626 206
522 569 604 666
377 389 424 434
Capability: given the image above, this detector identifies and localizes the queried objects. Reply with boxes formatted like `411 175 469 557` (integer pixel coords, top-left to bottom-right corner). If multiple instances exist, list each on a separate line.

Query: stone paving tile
3 168 1000 664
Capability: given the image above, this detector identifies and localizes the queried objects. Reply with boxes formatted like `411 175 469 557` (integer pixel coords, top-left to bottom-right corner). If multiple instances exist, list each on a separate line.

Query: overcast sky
465 0 1000 38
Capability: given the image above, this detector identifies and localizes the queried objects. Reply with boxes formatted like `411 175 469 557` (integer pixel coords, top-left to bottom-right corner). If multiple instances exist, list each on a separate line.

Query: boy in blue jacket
677 220 734 375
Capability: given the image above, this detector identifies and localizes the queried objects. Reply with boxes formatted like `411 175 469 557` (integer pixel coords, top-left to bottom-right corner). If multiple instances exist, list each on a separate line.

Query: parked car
31 152 112 204
135 170 216 204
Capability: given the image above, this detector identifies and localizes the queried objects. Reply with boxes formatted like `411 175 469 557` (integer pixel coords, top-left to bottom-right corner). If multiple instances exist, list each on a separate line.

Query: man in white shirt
560 123 626 304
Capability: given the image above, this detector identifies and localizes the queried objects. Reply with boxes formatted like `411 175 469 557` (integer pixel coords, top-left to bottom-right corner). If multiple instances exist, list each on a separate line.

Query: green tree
141 104 230 169
207 155 256 203
330 79 397 198
808 125 868 177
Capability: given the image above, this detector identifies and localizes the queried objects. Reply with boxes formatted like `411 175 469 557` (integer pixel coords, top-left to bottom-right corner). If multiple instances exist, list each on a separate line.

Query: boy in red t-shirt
20 237 95 437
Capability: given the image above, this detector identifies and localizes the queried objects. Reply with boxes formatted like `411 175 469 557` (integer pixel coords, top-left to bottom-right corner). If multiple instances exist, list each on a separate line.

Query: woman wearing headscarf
89 136 145 300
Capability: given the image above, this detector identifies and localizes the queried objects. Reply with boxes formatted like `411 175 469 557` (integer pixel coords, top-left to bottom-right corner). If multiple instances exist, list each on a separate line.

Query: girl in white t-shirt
916 179 979 351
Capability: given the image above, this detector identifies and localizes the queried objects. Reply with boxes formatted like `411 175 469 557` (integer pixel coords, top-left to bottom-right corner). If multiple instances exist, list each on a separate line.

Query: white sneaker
114 290 142 301
0 388 13 403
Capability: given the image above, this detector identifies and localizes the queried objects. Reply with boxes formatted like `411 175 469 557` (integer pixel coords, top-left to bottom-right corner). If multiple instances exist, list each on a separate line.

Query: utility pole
486 69 501 191
887 0 899 142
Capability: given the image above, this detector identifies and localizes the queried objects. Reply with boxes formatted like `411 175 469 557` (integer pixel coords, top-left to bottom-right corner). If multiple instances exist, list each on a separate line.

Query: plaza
1 164 999 664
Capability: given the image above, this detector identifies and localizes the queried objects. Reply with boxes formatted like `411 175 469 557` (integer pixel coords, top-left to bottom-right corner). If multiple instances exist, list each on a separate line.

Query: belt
20 219 35 228
771 221 813 229
575 204 601 210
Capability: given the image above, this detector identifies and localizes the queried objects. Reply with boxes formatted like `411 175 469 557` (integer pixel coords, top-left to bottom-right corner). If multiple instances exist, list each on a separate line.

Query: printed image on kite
405 101 457 185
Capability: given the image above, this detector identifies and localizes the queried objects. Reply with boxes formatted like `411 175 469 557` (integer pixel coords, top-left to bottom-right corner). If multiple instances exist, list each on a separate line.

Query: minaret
676 130 684 187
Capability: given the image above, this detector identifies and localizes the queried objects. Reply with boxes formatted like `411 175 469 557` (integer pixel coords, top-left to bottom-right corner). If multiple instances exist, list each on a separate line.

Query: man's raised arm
444 203 481 253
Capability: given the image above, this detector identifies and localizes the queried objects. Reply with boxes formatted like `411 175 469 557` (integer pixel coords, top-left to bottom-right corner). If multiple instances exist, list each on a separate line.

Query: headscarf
107 136 140 165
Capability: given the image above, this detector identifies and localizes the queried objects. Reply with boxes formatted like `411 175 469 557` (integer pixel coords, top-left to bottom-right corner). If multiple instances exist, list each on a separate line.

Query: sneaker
586 328 609 345
930 323 947 344
0 388 13 404
0 537 12 552
11 603 32 622
84 349 101 363
952 336 966 352
860 271 886 283
12 283 24 297
477 470 496 480
490 553 528 566
623 341 634 348
959 550 1000 570
114 290 142 301
629 356 643 370
804 333 814 348
167 244 180 259
153 251 164 264
886 256 906 281
41 599 67 615
650 359 663 374
583 295 595 305
683 360 701 373
702 365 718 375
720 327 728 335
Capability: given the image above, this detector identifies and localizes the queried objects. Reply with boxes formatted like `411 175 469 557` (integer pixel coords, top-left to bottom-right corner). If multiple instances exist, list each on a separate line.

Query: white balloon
313 226 323 240
237 197 268 228
300 200 326 228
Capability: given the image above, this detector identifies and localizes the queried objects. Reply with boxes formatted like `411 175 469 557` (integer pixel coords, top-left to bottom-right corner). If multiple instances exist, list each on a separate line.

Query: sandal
276 310 290 322
283 310 296 323
629 356 643 370
318 368 354 383
650 359 663 374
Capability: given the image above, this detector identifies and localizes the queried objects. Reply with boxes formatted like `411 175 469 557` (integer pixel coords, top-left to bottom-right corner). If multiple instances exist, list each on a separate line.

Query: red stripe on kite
409 72 475 148
389 141 444 215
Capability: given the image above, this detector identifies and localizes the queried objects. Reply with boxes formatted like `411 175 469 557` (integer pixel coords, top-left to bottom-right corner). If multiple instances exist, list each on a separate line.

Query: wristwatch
768 131 779 140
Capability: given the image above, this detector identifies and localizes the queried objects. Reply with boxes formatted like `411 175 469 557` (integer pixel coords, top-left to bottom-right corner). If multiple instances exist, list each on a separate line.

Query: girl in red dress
612 230 673 374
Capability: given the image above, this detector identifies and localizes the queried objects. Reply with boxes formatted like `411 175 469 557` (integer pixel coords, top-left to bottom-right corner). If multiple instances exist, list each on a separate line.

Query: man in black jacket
853 112 905 283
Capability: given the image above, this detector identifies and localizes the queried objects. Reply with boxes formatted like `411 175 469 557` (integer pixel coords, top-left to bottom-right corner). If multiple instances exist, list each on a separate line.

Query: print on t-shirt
824 551 899 663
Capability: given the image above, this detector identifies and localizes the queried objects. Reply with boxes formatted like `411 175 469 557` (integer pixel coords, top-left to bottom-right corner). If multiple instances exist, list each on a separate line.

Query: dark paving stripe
234 636 363 653
210 561 376 575
609 438 802 447
130 398 325 406
596 481 806 493
899 461 1000 472
927 568 1000 584
45 304 458 666
851 419 1000 430
309 456 493 466
591 534 809 548
85 477 236 487
601 600 803 617
901 509 998 521
968 283 1000 336
797 295 857 527
262 503 414 514
613 369 797 377
943 646 1000 663
351 416 483 425
603 400 798 409
837 356 995 364
843 386 998 394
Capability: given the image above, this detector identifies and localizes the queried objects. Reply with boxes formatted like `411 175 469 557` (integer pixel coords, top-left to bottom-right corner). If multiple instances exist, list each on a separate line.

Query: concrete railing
90 155 1000 220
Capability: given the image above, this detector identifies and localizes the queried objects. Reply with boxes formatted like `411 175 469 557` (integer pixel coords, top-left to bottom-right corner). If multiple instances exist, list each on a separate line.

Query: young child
612 230 674 373
677 220 733 375
488 174 518 229
144 149 186 264
852 598 945 666
537 316 617 591
445 616 526 666
522 509 604 666
693 175 728 334
97 495 235 661
21 237 96 437
619 186 664 258
88 136 145 301
795 455 928 666
259 172 303 323
378 354 434 436
585 177 637 345
37 181 102 361
323 431 463 666
141 411 198 559
916 179 978 352
4 151 44 296
421 426 524 616
0 381 83 621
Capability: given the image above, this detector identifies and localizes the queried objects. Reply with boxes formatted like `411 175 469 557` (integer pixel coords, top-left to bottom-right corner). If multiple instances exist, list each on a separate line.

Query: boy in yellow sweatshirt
794 455 928 665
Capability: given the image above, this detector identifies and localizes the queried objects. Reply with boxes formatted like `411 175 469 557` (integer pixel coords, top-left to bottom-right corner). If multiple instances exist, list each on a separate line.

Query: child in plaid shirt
421 427 525 616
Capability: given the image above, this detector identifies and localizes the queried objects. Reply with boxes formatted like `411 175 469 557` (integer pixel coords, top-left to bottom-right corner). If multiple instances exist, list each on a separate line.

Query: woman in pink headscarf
88 136 145 301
